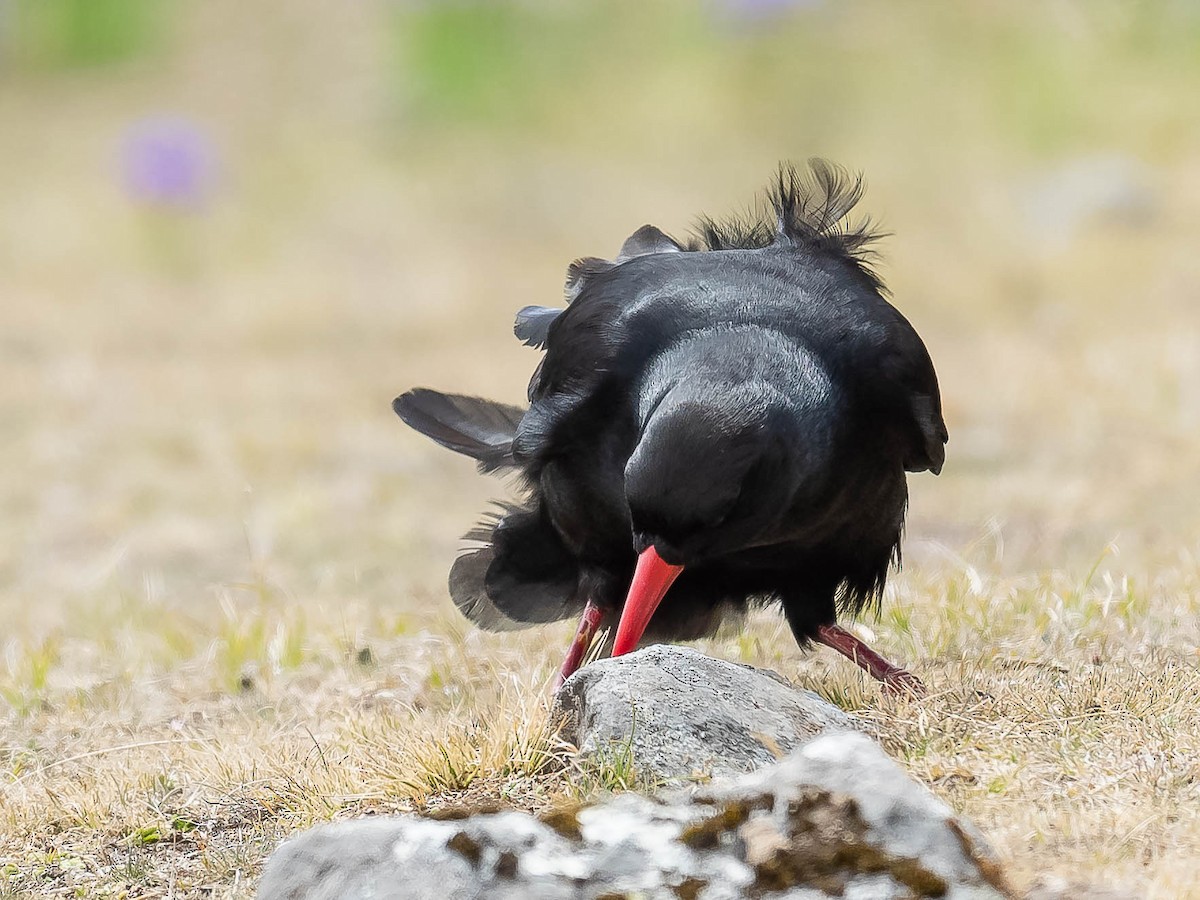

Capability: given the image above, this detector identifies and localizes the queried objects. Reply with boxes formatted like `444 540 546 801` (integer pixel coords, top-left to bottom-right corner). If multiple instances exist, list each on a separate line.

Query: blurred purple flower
713 0 824 26
121 117 217 210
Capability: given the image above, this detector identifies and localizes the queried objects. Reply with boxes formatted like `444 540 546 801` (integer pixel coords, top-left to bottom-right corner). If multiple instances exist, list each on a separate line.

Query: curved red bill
611 547 684 656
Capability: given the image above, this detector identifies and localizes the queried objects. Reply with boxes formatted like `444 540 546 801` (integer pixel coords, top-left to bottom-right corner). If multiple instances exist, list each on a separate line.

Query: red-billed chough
394 160 947 696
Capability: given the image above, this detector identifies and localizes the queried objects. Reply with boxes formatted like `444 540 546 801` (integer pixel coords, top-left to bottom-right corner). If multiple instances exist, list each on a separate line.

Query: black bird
394 161 947 695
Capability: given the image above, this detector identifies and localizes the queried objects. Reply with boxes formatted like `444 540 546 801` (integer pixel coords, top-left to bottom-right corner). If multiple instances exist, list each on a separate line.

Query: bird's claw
881 668 926 699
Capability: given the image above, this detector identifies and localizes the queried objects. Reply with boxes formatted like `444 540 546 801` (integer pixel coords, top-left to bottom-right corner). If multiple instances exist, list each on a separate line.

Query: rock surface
555 644 858 781
257 732 1010 900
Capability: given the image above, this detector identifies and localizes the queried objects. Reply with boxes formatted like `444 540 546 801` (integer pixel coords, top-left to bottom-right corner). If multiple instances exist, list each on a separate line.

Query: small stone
1021 154 1158 253
555 645 859 781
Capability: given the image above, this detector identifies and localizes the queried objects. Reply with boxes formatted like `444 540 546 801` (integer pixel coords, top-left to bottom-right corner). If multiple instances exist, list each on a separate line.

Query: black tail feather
449 501 582 631
447 544 527 632
393 389 525 472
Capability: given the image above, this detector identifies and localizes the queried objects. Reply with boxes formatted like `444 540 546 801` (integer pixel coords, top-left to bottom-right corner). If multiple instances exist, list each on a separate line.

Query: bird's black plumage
394 160 947 655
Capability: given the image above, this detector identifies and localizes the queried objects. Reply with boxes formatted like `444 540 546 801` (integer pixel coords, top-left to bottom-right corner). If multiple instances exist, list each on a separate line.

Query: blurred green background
1 0 1199 621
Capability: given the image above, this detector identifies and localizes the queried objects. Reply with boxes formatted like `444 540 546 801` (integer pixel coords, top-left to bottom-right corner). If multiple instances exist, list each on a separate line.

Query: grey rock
257 732 1010 900
555 644 858 781
1021 154 1158 253
697 732 1006 898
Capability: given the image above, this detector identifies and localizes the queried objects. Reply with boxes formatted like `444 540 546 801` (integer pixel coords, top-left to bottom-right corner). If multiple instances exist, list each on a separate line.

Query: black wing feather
393 389 525 472
514 305 562 349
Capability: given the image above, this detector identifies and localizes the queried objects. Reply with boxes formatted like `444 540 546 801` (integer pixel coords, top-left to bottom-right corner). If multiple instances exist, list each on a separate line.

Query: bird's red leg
816 624 925 698
554 600 605 690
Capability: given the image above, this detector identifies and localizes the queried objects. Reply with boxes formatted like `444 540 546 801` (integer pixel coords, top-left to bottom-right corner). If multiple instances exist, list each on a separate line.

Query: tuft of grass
0 634 60 717
567 735 644 797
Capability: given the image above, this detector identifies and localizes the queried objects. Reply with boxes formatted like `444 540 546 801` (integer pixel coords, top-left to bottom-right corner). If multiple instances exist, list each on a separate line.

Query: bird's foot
553 600 605 691
816 624 925 699
880 667 926 699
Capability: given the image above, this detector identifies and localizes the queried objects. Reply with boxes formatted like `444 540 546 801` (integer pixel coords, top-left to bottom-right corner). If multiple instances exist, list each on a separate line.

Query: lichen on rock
258 732 1010 900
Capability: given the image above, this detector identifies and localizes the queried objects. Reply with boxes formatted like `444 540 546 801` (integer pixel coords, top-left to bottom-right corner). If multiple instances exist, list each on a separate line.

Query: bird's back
524 243 945 482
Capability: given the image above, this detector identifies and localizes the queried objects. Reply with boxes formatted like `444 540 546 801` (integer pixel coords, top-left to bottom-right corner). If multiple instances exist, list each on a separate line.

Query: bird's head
624 399 792 566
613 336 838 656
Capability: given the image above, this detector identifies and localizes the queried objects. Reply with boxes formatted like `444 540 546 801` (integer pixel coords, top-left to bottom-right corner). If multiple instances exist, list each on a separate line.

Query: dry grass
4 1 1200 897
